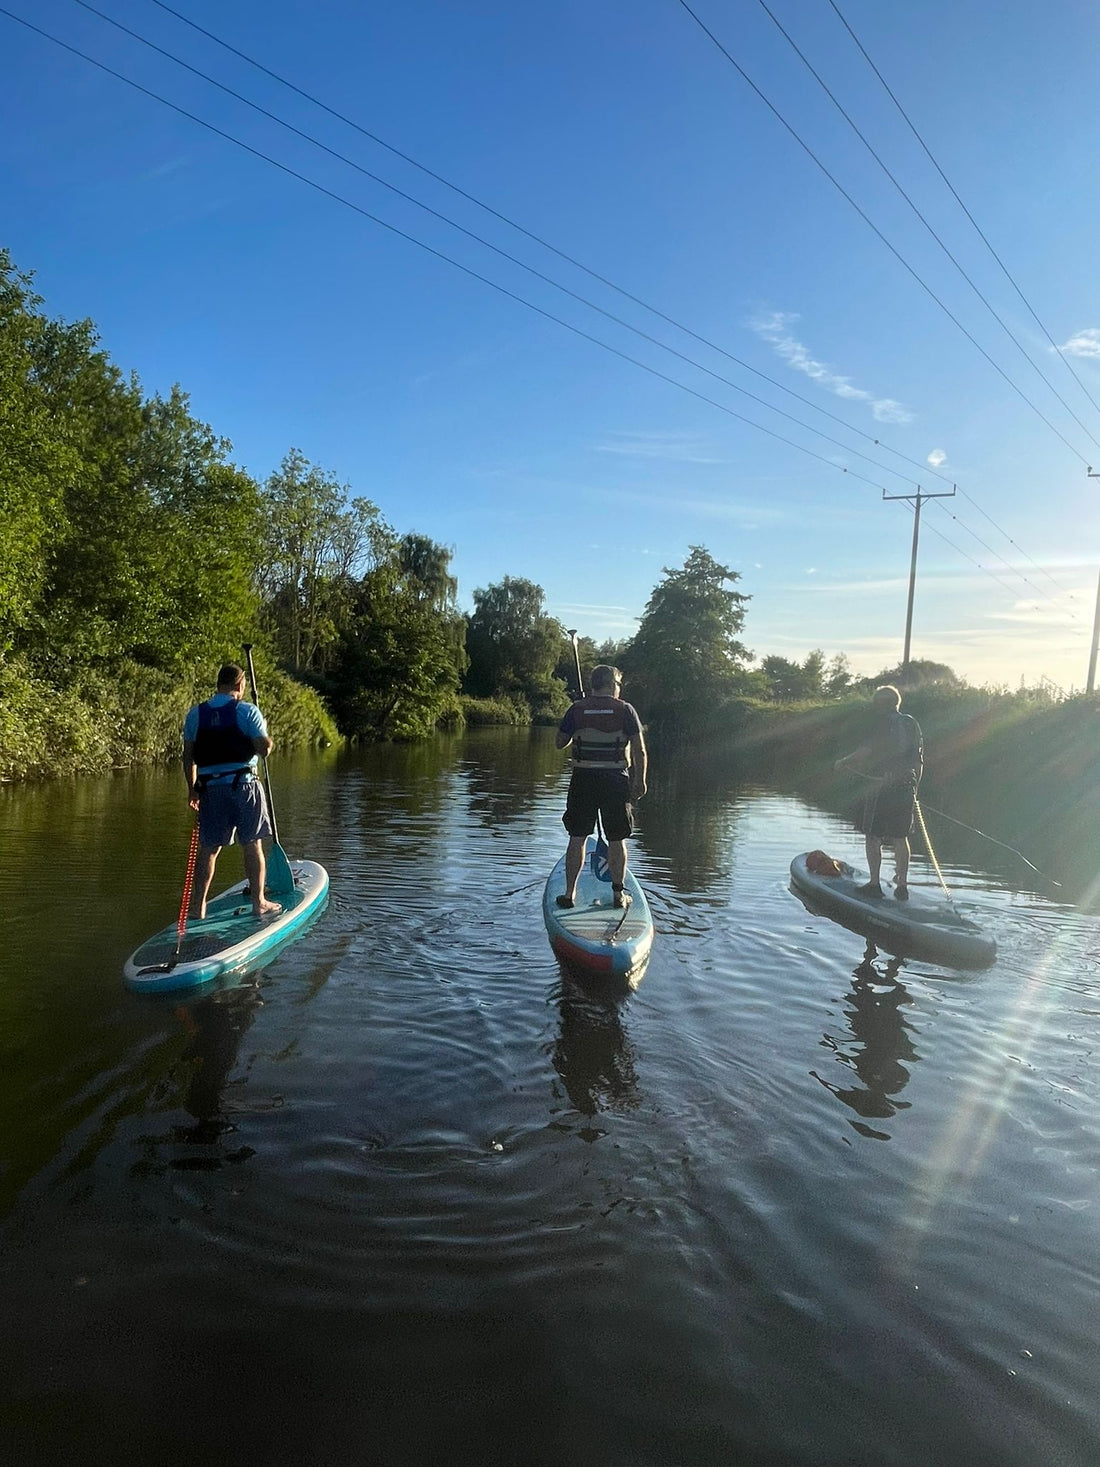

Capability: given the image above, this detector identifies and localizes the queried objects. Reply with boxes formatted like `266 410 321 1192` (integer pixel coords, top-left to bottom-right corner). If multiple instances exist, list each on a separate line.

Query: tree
868 659 965 692
761 649 827 701
258 450 391 674
619 547 752 723
0 253 74 654
825 653 852 699
464 576 566 707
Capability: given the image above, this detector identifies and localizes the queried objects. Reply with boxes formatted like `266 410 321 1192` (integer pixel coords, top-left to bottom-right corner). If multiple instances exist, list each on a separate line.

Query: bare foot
253 899 282 918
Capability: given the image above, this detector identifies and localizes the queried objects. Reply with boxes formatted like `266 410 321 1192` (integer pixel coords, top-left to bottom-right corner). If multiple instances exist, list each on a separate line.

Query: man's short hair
590 664 621 693
873 684 902 710
217 662 246 690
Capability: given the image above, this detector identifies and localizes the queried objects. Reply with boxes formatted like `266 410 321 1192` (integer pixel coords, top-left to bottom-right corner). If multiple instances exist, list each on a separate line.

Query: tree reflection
813 942 918 1139
550 976 641 1139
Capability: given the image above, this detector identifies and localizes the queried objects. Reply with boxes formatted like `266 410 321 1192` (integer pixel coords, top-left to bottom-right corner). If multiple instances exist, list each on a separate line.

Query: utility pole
882 485 957 667
1087 468 1100 693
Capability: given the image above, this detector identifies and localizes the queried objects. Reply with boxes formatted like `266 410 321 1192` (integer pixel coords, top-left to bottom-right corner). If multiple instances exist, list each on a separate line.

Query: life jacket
570 695 631 771
192 699 256 777
868 712 923 784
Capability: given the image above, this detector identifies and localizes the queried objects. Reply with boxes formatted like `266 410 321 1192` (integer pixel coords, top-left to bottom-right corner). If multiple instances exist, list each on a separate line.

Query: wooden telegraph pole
882 485 957 667
1088 468 1100 693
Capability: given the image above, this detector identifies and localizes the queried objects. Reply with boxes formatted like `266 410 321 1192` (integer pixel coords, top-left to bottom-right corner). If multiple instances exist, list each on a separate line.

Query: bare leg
191 847 220 920
895 837 910 889
563 836 587 902
242 840 282 917
607 839 627 887
865 835 883 886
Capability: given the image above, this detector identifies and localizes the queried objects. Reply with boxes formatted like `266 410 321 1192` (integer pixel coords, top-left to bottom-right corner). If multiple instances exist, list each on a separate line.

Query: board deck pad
124 859 329 993
543 840 654 981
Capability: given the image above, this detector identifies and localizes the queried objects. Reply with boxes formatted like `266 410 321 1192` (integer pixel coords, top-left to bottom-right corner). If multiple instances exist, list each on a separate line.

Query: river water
1 730 1098 1466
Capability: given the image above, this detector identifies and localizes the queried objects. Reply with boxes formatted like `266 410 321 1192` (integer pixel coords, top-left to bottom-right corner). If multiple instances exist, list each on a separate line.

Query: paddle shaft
241 643 281 847
567 629 585 699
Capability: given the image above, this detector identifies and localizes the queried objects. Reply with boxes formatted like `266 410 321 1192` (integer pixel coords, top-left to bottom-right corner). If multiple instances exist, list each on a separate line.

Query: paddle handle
241 643 281 848
567 629 585 700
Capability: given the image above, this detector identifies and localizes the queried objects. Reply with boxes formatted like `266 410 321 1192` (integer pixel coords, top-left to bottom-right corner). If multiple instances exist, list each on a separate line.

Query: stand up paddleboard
543 839 654 982
790 851 996 970
124 858 329 994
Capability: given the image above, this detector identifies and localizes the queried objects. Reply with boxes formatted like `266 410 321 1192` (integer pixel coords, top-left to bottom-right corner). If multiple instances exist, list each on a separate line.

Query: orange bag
805 849 844 877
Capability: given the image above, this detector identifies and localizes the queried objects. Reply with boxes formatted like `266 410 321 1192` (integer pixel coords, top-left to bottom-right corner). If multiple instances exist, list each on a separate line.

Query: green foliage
861 659 965 692
464 576 567 713
317 537 466 740
761 649 829 702
457 694 531 727
619 546 752 732
258 449 392 675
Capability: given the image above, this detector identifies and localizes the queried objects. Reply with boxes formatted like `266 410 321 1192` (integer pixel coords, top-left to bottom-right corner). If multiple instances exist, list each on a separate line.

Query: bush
0 653 339 781
457 695 530 727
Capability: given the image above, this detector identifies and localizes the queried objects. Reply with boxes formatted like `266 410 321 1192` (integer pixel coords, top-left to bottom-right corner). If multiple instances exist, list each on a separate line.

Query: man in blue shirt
182 663 281 920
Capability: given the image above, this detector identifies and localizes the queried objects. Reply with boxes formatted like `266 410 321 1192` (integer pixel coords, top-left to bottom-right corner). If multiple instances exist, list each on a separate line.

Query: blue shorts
198 779 272 849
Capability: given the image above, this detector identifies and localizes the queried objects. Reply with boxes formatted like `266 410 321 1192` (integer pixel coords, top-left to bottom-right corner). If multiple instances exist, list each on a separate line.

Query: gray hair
590 664 621 693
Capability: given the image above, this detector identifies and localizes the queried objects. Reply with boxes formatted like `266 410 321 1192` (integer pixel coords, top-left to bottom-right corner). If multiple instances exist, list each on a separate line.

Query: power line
756 0 1100 454
673 0 1094 467
67 0 922 488
826 0 1100 424
0 4 898 494
127 0 1077 601
4 4 1076 630
136 0 949 487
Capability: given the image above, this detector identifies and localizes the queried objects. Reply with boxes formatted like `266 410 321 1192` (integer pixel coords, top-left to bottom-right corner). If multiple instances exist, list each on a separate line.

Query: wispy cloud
592 430 726 464
927 448 947 468
1058 329 1100 359
750 311 913 425
139 157 189 183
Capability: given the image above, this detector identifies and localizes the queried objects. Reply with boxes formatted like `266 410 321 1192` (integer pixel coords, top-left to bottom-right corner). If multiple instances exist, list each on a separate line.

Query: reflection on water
550 977 641 1139
813 941 916 1139
1 732 1099 1467
171 986 264 1152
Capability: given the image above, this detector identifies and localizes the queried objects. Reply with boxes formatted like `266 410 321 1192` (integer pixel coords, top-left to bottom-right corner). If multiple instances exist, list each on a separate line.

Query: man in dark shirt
835 684 923 900
555 664 647 909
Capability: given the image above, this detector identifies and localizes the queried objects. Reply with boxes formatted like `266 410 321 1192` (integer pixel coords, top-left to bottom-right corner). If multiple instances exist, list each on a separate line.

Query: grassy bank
707 687 1100 899
0 655 340 781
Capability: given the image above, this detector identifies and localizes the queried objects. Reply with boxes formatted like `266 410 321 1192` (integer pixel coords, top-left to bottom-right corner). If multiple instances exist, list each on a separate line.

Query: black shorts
855 783 915 839
563 769 633 841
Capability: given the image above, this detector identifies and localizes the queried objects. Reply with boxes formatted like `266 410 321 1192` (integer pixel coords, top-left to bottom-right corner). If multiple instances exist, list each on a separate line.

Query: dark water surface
2 730 1098 1466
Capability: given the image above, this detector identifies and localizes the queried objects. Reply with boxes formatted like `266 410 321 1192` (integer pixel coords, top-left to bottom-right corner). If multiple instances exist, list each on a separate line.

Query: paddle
241 644 296 897
566 629 611 882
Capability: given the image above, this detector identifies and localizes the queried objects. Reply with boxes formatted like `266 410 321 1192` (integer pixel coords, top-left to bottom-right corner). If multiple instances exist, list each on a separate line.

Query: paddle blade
265 841 296 897
590 838 612 883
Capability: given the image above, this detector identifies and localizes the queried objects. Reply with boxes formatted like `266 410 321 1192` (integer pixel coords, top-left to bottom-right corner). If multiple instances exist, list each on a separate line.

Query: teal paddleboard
124 859 329 994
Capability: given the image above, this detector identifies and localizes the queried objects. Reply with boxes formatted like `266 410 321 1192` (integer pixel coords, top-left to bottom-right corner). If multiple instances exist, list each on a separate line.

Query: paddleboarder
555 664 647 910
182 663 282 920
835 684 923 900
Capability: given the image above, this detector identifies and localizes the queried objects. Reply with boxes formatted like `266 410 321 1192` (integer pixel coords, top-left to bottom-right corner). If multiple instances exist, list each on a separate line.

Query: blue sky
4 0 1100 689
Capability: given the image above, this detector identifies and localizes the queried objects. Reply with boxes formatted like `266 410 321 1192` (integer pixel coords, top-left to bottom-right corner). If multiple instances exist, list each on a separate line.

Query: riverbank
708 687 1100 901
0 654 340 780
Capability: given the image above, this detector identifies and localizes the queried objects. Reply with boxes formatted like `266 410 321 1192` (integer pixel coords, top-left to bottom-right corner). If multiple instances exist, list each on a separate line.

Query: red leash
172 823 201 963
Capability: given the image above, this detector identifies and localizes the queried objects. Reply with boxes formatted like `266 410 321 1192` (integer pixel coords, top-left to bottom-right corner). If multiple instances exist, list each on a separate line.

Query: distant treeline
0 247 1076 783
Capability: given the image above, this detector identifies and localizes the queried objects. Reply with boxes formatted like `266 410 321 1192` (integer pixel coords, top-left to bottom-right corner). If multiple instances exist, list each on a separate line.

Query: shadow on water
811 941 919 1140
